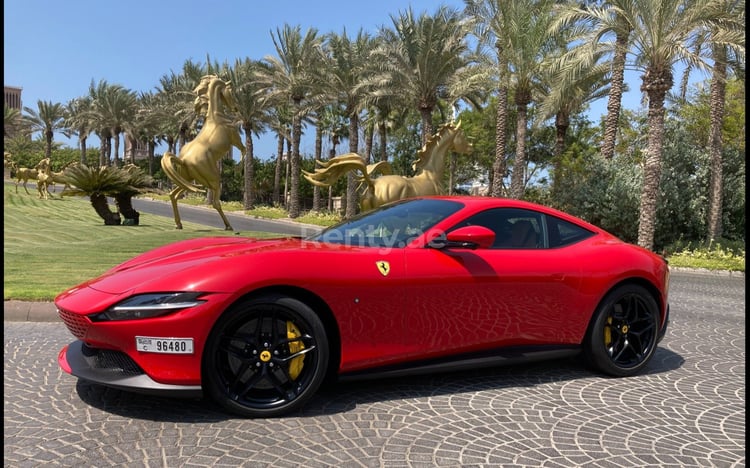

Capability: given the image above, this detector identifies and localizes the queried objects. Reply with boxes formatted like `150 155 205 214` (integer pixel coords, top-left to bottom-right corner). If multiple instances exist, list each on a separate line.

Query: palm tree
497 0 557 199
61 165 130 225
22 100 66 160
321 28 376 218
257 24 322 218
368 6 474 144
4 104 25 139
463 0 522 197
63 97 94 164
316 104 349 210
266 104 293 206
112 164 156 225
540 44 611 196
704 0 745 241
552 0 743 249
623 0 742 250
551 0 635 161
230 58 271 210
129 91 163 175
86 79 117 167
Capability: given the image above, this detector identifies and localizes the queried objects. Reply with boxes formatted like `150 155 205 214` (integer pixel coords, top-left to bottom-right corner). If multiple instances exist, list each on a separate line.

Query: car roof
408 195 606 234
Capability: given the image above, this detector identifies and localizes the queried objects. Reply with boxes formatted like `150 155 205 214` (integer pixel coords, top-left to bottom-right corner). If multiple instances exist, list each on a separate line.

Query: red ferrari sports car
57 196 669 418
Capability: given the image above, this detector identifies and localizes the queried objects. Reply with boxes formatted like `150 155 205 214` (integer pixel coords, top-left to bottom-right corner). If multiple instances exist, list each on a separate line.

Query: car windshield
308 198 463 248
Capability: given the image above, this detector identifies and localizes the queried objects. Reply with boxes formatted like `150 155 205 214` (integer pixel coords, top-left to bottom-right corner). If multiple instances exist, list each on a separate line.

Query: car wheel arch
215 285 342 383
582 280 662 377
599 277 666 323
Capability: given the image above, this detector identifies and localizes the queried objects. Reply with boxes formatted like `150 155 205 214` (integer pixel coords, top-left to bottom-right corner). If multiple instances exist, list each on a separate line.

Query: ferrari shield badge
376 260 390 277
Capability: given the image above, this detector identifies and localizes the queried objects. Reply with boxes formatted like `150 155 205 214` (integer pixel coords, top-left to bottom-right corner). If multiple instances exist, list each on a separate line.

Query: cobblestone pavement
4 271 745 467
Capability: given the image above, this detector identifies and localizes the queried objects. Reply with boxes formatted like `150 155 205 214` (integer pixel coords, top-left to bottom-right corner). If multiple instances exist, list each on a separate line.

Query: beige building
4 85 22 110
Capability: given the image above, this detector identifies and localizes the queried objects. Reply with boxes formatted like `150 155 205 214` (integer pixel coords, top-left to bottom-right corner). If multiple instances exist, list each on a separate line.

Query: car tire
202 294 329 418
583 284 660 377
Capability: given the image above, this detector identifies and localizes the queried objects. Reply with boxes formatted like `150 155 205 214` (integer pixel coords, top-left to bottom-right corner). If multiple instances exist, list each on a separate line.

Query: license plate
136 336 193 354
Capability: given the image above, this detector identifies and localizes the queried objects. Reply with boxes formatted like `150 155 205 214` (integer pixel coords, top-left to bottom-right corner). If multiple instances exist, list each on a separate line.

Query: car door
401 208 587 361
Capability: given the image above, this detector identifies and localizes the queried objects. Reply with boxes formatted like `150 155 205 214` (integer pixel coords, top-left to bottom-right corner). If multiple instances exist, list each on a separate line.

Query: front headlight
90 292 206 322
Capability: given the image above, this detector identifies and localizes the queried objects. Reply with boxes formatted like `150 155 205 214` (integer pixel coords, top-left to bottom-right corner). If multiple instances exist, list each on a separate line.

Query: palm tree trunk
288 102 302 219
273 134 284 206
379 122 388 162
243 131 255 210
601 28 629 160
707 44 727 241
114 194 139 225
90 193 121 225
113 132 121 167
419 107 433 146
79 136 88 164
637 67 673 250
312 123 323 212
551 111 569 198
510 98 530 199
364 124 374 164
491 51 509 198
345 113 359 218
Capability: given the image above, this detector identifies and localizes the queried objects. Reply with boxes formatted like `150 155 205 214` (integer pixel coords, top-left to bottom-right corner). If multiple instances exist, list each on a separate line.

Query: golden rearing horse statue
161 75 246 230
304 121 472 212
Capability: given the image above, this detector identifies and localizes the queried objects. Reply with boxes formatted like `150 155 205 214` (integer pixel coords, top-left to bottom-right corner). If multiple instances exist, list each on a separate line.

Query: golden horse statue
303 121 472 212
35 158 54 200
161 75 246 230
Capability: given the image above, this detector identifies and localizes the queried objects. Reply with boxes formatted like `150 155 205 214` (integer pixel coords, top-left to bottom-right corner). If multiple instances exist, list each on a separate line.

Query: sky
5 0 682 161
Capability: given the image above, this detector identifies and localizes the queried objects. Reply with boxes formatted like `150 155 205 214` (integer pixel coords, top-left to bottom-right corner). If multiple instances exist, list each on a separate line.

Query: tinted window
309 198 463 248
451 208 543 249
450 208 594 249
547 215 594 248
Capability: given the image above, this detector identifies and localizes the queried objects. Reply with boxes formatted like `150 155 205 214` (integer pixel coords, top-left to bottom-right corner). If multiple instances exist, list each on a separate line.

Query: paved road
127 197 323 238
4 271 745 467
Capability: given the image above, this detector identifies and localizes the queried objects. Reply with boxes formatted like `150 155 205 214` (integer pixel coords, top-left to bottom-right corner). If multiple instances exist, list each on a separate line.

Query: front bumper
58 341 202 398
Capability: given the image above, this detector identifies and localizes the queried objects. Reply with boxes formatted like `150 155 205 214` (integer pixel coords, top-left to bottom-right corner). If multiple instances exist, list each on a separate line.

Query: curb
4 300 59 322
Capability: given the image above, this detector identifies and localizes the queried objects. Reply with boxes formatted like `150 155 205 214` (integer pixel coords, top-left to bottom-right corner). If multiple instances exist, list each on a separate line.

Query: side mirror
428 225 495 250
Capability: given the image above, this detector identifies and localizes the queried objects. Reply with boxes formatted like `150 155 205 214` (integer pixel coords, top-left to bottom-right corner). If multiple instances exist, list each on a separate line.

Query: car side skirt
337 345 582 381
59 340 203 398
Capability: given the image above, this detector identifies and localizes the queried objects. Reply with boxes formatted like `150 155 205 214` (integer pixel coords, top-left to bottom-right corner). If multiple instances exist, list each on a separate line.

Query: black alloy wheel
203 294 329 418
584 284 660 377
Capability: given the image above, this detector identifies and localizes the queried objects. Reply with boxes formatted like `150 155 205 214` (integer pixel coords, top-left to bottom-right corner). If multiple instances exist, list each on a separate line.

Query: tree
63 97 94 164
257 24 322 218
554 0 744 250
230 58 271 210
22 100 66 161
704 0 745 241
368 6 474 143
321 28 376 218
464 0 555 198
4 104 25 139
539 45 611 196
551 0 636 161
628 0 744 250
62 164 151 225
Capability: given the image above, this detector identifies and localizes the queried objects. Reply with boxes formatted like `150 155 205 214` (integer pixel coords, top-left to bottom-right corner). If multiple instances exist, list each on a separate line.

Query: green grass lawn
3 184 273 301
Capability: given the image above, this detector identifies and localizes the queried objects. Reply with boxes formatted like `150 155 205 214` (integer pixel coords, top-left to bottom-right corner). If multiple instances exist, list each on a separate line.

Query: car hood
85 236 309 295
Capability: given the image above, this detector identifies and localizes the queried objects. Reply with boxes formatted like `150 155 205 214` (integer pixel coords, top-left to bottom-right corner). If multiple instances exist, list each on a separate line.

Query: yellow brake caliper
604 316 613 347
286 321 305 380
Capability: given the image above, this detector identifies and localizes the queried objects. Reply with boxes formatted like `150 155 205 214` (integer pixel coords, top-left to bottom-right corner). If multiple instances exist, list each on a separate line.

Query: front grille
58 308 89 339
80 343 144 376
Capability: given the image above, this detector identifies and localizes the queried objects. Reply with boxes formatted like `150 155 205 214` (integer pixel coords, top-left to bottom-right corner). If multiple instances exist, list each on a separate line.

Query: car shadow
74 347 684 422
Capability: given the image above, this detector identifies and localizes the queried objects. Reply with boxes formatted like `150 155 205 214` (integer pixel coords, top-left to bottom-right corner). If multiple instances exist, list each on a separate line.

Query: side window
546 215 594 247
450 208 543 249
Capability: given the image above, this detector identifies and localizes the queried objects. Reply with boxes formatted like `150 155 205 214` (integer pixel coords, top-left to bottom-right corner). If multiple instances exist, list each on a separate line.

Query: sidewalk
4 300 59 322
